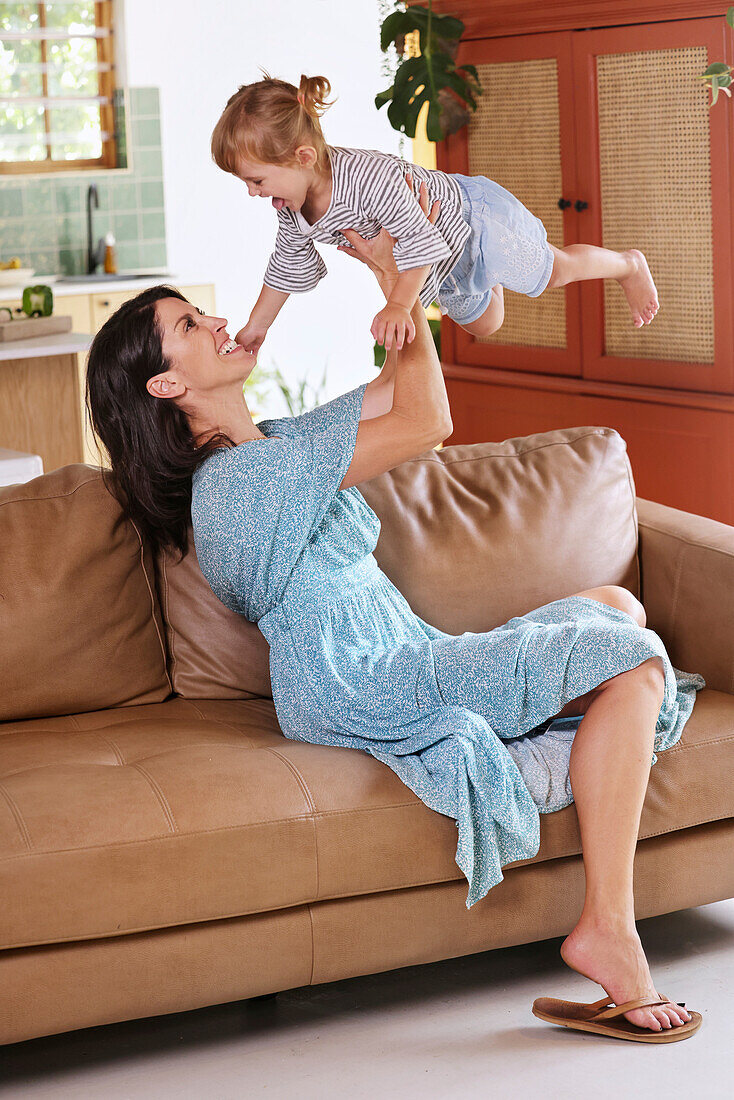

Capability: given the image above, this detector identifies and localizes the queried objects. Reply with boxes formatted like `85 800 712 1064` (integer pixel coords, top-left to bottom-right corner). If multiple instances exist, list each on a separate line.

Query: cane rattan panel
597 46 714 364
466 57 566 349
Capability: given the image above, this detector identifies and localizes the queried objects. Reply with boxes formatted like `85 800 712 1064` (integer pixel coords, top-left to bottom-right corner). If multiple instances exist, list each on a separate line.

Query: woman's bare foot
560 914 692 1031
618 249 659 328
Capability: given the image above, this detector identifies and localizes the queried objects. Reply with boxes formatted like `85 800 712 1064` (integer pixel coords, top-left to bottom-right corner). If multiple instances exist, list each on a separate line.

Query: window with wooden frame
0 1 117 174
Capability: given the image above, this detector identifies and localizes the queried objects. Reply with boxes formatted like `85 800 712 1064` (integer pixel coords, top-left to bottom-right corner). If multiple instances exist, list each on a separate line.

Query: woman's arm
341 174 439 422
338 288 452 490
336 178 452 489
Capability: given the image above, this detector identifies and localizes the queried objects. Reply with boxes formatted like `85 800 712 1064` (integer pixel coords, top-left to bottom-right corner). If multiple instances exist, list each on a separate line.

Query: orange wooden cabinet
428 2 734 523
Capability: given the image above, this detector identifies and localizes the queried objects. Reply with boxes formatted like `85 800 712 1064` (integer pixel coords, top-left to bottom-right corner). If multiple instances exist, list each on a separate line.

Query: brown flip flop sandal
532 993 702 1043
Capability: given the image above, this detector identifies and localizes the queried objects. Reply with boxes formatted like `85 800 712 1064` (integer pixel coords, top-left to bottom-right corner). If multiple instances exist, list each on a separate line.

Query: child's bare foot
618 249 659 328
560 914 692 1032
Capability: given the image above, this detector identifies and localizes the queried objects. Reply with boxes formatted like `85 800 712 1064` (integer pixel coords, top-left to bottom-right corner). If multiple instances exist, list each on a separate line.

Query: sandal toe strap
590 995 670 1021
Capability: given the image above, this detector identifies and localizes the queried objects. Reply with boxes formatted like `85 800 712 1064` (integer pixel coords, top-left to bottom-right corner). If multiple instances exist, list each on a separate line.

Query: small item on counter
0 306 13 322
21 284 54 318
103 232 118 274
0 312 72 342
0 257 22 270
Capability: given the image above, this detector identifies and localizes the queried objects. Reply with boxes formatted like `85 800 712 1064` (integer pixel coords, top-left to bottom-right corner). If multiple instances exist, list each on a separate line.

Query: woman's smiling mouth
217 338 241 356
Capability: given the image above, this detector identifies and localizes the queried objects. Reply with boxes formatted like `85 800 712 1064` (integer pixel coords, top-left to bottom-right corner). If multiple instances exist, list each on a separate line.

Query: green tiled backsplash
0 88 167 275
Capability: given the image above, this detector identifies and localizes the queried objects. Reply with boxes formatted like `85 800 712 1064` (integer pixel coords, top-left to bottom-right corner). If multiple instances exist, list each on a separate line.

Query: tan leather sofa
1 425 732 1046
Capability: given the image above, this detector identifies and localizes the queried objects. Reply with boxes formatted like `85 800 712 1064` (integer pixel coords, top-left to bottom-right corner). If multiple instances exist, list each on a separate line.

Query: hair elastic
296 90 305 107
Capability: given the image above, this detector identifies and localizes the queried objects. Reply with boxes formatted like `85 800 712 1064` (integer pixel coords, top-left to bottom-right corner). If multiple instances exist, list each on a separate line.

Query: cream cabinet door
90 283 217 332
180 284 216 314
90 288 139 332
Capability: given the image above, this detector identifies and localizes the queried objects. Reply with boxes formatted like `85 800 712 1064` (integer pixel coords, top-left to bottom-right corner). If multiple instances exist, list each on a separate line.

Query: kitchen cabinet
0 335 88 473
0 281 216 471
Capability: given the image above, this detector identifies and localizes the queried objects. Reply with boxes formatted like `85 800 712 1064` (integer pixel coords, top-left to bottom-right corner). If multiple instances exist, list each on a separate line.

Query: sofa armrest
636 497 734 694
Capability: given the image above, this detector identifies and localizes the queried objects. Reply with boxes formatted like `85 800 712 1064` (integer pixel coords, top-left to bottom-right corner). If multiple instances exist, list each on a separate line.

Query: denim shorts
437 173 555 324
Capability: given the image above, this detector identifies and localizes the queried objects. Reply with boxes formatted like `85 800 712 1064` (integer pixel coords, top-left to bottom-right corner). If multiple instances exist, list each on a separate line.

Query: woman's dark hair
85 284 236 562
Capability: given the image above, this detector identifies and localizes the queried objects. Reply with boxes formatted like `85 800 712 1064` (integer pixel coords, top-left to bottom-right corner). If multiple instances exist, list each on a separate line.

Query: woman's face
151 297 256 401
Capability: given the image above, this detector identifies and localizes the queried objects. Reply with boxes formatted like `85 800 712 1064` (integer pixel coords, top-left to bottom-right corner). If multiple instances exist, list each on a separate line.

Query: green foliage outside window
0 2 105 163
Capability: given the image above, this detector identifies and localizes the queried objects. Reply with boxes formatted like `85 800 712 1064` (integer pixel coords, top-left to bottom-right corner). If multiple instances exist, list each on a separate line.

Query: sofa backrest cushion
359 425 640 635
1 465 172 721
155 537 271 700
157 425 639 699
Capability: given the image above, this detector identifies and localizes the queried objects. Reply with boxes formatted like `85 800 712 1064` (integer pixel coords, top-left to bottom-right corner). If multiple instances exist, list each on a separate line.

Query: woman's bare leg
559 657 692 1031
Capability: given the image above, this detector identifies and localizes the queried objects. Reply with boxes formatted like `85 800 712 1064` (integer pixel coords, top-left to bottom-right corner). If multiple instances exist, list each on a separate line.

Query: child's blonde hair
211 72 335 176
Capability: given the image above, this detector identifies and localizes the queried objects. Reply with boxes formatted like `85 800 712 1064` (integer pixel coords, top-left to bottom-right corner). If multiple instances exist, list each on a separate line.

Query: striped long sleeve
259 145 471 307
263 217 327 294
360 155 453 272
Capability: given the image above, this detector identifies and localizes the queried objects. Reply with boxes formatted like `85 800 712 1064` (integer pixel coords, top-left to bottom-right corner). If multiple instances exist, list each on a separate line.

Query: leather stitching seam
395 429 616 467
0 801 432 862
160 554 178 689
128 515 174 697
129 762 178 833
636 521 734 558
267 747 320 901
96 733 125 765
0 781 33 850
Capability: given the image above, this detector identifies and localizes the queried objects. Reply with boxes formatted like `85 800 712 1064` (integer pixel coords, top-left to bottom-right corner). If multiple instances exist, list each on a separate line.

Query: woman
86 179 703 1043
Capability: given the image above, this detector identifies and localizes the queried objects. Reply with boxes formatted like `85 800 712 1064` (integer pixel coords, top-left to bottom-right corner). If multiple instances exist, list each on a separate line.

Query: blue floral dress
191 382 705 908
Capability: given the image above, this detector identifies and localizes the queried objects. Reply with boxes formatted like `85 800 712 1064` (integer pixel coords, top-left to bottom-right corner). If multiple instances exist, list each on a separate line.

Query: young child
211 73 659 353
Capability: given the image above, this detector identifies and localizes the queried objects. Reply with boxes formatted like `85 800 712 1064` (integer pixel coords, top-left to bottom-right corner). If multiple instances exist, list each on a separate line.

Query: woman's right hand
338 173 440 284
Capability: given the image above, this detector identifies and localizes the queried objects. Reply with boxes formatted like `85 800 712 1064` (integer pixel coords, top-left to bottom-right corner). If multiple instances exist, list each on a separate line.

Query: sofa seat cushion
1 691 731 950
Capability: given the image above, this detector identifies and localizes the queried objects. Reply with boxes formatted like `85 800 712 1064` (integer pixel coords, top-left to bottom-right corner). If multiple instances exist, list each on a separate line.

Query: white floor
1 899 733 1099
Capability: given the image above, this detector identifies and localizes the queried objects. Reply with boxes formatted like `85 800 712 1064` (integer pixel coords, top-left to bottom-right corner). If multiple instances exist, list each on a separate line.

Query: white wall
121 0 404 414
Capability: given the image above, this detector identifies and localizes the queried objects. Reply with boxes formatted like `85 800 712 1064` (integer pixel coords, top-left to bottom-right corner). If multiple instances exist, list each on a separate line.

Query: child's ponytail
212 72 336 177
296 75 334 120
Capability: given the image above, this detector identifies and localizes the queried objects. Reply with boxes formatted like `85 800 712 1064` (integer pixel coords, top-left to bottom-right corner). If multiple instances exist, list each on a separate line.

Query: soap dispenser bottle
103 231 118 275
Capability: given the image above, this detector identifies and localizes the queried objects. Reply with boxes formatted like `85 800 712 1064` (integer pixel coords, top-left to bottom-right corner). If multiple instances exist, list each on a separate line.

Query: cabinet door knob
574 199 589 212
558 197 571 209
101 300 110 307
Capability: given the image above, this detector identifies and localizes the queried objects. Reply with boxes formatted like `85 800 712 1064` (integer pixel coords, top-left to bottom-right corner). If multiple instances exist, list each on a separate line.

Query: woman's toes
628 1008 661 1030
652 1007 672 1028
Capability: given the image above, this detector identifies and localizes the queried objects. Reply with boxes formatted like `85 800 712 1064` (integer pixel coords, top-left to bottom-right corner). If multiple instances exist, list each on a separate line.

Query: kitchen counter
0 332 92 362
0 276 216 472
0 272 213 298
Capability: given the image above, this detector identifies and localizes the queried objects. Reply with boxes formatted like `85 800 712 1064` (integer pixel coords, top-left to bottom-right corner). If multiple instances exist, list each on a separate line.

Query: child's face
235 149 318 212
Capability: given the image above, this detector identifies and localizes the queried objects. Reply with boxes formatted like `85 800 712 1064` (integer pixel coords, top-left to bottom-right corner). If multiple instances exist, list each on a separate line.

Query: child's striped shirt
263 145 471 308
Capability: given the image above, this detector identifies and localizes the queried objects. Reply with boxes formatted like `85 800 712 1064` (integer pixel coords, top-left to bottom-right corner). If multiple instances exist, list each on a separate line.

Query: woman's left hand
337 226 397 280
337 171 440 281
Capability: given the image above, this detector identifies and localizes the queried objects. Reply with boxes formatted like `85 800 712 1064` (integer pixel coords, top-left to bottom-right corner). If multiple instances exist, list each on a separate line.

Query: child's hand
371 303 415 350
235 321 268 355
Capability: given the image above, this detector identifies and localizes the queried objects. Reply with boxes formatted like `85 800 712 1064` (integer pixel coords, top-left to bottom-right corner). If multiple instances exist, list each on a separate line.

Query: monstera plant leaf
376 3 482 140
700 7 734 105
